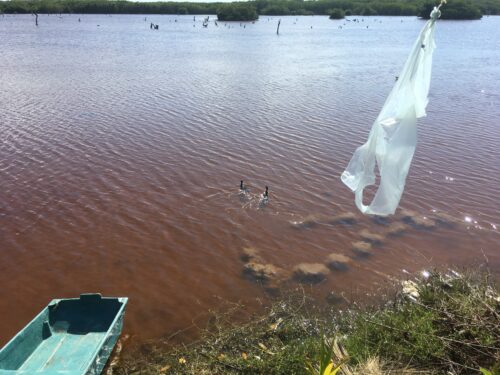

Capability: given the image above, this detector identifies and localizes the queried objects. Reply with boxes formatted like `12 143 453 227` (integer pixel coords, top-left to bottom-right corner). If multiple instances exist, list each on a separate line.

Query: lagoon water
0 14 499 345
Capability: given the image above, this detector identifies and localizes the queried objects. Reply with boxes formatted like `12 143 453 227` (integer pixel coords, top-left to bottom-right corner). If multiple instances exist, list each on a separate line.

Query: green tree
419 0 482 19
216 3 258 21
329 8 345 19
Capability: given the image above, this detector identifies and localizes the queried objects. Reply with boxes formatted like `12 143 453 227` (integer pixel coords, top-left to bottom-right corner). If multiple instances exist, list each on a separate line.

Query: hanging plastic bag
341 7 442 216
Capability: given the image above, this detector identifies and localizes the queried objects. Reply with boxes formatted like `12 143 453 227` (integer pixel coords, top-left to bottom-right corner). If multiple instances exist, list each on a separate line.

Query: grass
114 270 499 375
342 271 500 373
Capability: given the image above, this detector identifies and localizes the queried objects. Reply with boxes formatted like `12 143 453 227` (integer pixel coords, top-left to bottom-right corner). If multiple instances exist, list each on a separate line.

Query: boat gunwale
0 307 49 372
81 295 128 374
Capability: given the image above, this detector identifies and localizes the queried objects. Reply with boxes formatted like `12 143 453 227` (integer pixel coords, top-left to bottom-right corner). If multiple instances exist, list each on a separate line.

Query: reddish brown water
0 14 499 346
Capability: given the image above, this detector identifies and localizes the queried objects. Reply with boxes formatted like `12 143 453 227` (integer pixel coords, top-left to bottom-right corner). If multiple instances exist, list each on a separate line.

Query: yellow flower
178 357 187 364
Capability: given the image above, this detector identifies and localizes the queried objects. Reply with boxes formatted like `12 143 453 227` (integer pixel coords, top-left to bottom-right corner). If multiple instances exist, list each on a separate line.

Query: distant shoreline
4 13 500 17
1 0 495 20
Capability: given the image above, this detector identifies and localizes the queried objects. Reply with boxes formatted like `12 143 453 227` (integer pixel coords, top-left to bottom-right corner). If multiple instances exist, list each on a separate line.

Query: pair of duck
240 180 269 200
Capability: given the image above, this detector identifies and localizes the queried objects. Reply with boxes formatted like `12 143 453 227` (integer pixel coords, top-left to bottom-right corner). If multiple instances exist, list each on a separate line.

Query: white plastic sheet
341 7 441 216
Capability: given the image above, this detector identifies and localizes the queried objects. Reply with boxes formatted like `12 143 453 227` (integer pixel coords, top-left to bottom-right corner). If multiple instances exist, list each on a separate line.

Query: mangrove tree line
0 0 497 19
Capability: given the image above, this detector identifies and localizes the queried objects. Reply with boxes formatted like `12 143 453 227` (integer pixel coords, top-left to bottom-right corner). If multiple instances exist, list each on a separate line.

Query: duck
239 180 249 193
262 186 269 200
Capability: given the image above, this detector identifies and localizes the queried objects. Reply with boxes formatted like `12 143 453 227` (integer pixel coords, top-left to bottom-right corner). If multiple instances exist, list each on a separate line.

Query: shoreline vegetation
113 270 499 374
0 0 496 20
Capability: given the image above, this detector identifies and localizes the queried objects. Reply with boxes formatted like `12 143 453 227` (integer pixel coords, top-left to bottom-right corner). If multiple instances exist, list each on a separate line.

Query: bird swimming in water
258 186 269 208
238 180 251 203
239 180 247 192
262 186 269 199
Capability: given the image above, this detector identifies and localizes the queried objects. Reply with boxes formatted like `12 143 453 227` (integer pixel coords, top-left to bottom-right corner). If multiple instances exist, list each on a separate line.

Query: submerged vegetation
0 0 498 19
115 270 499 374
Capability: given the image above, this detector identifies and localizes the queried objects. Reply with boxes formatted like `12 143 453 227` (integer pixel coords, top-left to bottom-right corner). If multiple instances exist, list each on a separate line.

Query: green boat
0 294 128 374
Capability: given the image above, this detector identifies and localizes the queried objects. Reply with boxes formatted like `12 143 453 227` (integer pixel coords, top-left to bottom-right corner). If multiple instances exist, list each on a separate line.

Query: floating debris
325 253 351 271
359 229 384 245
352 241 372 256
292 263 329 284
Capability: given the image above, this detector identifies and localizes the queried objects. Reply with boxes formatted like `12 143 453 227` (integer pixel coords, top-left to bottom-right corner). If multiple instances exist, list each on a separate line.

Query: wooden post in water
276 19 281 35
